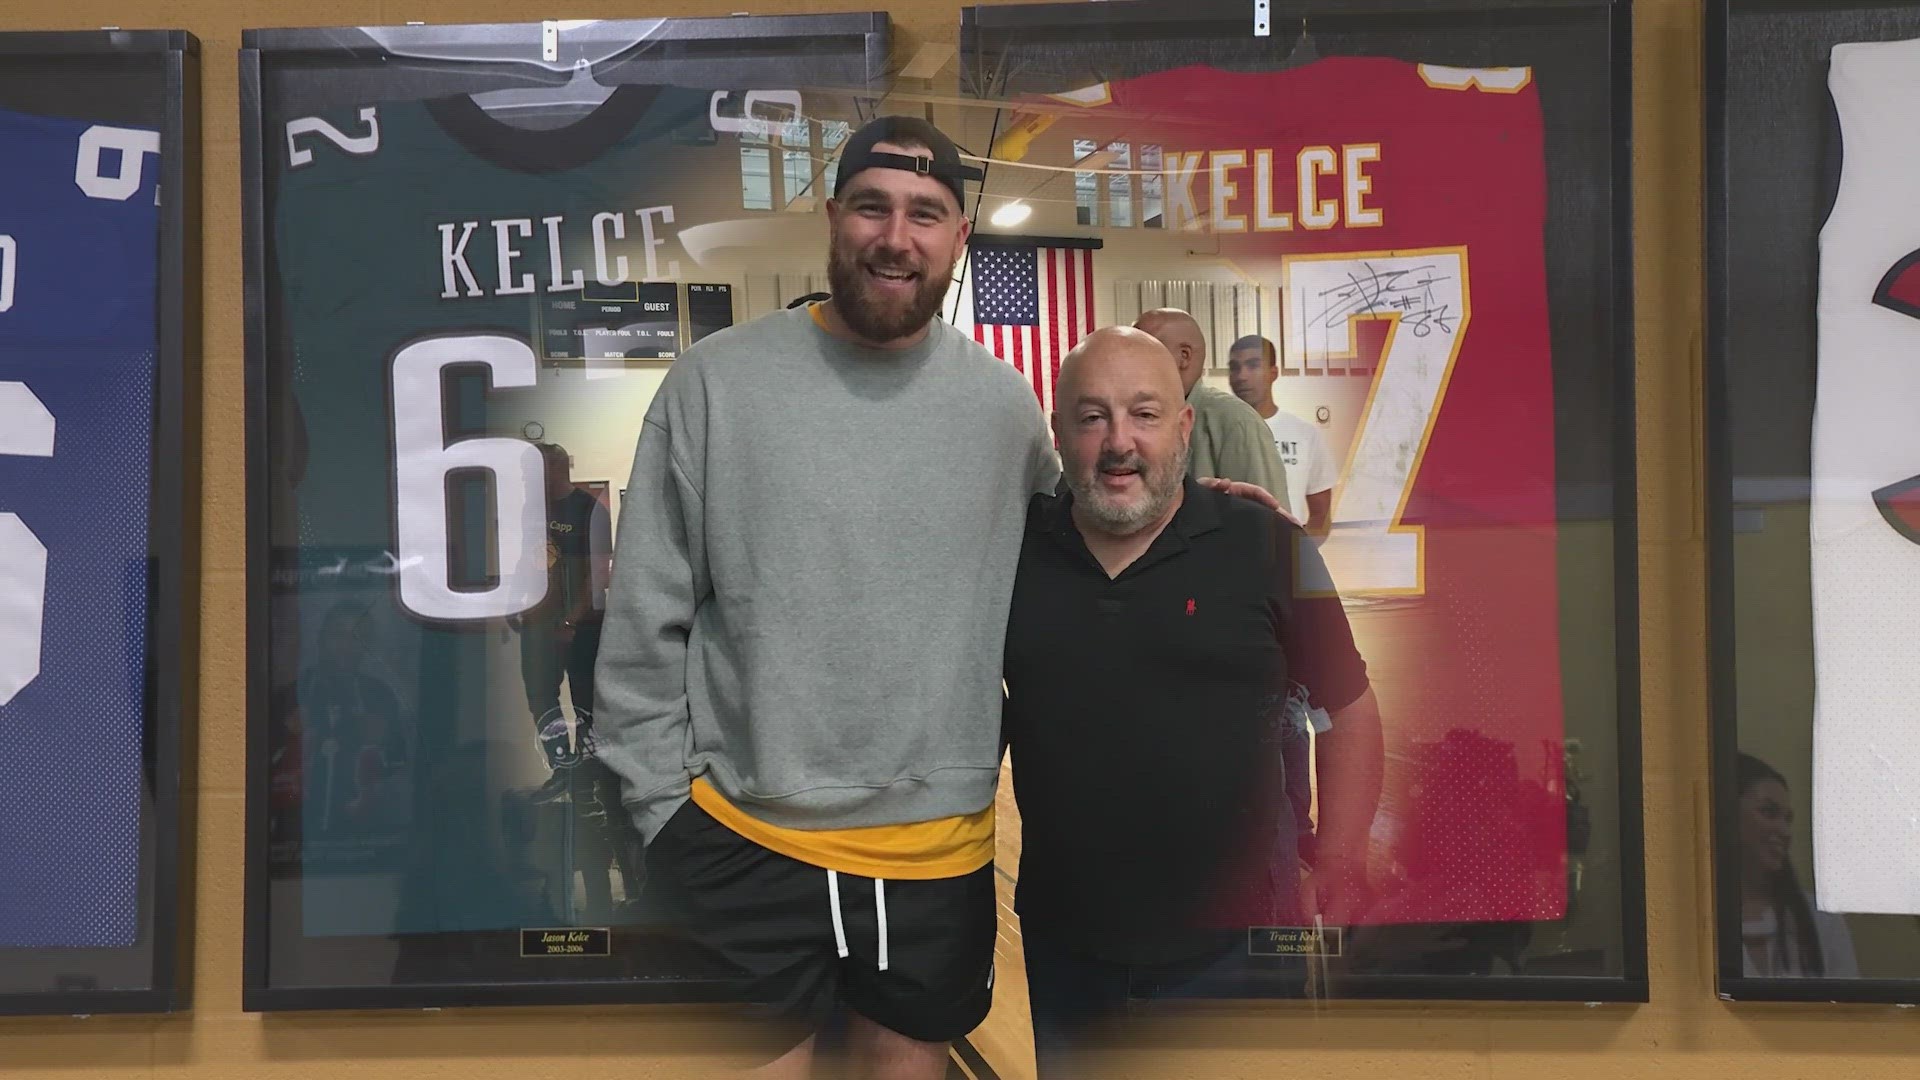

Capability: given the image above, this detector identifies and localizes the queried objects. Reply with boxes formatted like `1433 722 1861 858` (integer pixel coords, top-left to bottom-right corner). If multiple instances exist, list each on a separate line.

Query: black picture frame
0 28 200 1018
240 13 890 1012
1706 0 1920 1004
960 0 1645 1004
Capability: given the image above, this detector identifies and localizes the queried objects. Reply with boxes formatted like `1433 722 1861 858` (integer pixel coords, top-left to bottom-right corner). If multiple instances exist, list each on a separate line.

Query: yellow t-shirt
690 778 995 880
688 302 995 881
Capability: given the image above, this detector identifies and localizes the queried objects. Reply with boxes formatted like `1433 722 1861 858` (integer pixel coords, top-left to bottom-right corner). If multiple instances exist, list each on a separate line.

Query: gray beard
1066 442 1189 536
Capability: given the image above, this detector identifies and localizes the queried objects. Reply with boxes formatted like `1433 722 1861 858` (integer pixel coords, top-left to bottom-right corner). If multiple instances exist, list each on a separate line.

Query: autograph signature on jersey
1311 262 1458 338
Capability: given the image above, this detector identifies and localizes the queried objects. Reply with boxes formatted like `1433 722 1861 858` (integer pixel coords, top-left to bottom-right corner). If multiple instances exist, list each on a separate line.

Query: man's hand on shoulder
1196 476 1299 523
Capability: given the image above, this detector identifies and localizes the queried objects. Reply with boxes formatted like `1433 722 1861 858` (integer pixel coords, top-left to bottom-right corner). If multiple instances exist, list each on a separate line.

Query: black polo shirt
1003 479 1369 964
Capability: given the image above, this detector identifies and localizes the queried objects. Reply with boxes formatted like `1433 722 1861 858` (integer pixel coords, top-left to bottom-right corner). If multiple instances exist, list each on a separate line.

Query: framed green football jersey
241 13 890 1012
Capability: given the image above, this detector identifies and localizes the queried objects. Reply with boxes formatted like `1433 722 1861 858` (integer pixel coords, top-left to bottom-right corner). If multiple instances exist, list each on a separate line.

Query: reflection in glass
509 443 638 924
779 114 816 211
781 145 814 209
1105 141 1132 227
1139 143 1164 229
740 127 773 211
821 118 850 194
1072 138 1099 226
298 601 410 861
1736 753 1857 978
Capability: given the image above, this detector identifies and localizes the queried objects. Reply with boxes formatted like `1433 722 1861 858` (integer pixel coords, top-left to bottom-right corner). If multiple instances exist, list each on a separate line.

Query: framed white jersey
1710 0 1920 1003
1810 35 1920 918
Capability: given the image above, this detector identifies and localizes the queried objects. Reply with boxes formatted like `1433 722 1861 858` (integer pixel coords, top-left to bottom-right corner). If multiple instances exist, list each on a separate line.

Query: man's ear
1178 404 1195 444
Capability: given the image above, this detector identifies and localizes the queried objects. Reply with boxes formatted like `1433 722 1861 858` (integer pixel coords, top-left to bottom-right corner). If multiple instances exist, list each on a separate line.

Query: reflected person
511 443 641 920
513 443 612 801
1228 334 1336 534
298 600 407 843
1738 752 1857 978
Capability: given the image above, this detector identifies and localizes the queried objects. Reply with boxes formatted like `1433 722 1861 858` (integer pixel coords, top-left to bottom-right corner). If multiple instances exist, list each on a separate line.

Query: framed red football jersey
1048 58 1568 925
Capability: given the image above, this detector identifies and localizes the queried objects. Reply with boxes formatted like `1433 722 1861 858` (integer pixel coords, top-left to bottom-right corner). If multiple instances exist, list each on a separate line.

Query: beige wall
9 0 1920 1076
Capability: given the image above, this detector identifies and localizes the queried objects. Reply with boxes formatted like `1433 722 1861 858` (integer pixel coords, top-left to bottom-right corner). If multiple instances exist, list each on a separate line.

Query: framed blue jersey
0 30 198 1016
0 103 160 951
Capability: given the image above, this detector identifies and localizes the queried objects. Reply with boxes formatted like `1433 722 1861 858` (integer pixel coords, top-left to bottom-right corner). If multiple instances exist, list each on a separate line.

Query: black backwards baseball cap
831 115 985 215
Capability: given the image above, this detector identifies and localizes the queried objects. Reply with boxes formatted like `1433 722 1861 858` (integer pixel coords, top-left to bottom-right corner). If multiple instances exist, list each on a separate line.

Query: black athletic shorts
645 798 998 1045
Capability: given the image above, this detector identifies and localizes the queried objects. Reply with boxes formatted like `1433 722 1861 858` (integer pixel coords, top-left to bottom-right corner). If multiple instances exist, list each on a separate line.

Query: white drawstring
874 878 890 972
826 870 850 959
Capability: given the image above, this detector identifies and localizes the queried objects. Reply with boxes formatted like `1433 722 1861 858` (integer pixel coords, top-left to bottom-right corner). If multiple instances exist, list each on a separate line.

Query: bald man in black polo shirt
1002 326 1385 1076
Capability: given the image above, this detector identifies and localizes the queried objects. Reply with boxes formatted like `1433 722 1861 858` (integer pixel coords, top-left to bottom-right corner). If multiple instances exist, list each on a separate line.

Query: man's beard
1066 441 1189 536
827 240 954 344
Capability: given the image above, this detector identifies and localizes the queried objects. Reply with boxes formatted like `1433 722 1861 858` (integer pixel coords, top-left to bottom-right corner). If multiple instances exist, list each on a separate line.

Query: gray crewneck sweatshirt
595 306 1060 843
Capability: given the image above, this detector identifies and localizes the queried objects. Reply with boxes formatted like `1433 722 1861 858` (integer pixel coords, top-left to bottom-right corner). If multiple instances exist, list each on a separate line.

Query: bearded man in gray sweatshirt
596 116 1269 1079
